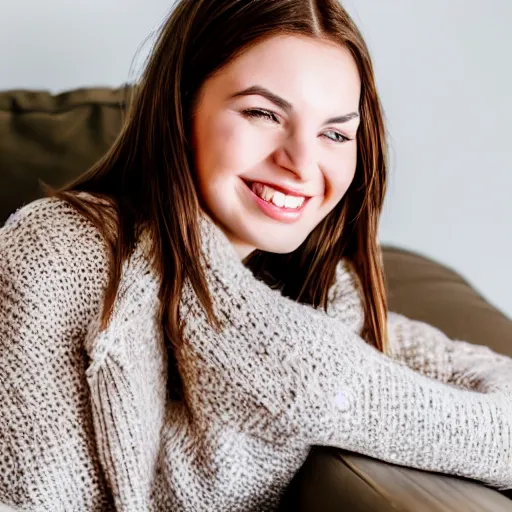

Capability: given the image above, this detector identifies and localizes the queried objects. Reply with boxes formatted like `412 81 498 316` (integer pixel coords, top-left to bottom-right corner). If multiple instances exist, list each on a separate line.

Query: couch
1 87 511 511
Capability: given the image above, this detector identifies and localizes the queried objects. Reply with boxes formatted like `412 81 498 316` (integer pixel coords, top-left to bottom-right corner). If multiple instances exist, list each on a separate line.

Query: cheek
198 114 267 178
324 149 358 202
195 116 231 171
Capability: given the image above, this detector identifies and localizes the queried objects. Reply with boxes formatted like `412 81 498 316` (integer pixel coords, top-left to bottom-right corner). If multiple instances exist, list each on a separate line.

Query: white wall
2 0 511 318
0 0 173 90
342 0 512 319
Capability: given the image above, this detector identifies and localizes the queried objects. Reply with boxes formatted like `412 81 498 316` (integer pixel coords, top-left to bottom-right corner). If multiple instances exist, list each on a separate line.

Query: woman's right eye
242 109 280 123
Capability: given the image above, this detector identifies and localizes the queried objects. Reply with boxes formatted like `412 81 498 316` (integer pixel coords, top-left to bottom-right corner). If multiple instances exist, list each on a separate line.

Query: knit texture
1 196 511 511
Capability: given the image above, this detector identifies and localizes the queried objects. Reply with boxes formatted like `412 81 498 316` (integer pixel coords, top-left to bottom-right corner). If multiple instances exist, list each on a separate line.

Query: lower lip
242 180 309 223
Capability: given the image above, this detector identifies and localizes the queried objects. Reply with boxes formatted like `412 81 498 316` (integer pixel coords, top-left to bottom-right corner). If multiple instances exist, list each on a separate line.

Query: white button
334 391 350 411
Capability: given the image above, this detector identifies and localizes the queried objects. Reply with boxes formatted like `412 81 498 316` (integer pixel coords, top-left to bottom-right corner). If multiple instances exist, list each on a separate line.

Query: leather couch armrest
280 448 512 512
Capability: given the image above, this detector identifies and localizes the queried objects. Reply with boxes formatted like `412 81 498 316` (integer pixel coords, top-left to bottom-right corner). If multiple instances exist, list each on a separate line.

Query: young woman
1 0 511 510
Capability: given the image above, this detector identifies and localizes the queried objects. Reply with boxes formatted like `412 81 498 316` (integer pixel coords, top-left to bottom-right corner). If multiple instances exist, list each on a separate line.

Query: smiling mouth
242 180 308 210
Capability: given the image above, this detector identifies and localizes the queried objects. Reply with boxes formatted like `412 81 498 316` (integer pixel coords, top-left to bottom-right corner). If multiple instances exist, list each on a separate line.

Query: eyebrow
230 85 360 124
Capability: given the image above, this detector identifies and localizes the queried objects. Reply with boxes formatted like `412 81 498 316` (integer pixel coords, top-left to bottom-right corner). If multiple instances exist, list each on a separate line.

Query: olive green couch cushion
1 87 511 511
0 87 131 224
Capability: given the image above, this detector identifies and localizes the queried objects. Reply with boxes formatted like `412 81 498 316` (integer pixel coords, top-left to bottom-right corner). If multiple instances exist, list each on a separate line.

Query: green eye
324 131 350 143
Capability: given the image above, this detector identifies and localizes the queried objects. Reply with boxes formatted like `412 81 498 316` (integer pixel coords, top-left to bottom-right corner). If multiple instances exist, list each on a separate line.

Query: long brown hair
47 0 389 392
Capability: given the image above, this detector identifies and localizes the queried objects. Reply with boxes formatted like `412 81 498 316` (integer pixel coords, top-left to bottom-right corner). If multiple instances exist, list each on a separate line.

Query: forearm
387 312 512 393
326 259 512 394
181 275 512 490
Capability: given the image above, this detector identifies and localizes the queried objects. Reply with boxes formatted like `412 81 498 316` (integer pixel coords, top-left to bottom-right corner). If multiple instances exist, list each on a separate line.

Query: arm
387 311 512 393
180 218 512 490
326 259 512 393
0 200 111 511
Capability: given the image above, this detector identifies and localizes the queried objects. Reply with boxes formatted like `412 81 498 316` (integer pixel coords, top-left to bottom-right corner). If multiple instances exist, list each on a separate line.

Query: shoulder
0 195 110 314
2 194 108 255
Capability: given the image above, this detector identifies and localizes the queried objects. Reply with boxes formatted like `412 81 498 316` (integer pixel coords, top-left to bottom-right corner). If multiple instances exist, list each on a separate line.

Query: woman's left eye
323 131 351 144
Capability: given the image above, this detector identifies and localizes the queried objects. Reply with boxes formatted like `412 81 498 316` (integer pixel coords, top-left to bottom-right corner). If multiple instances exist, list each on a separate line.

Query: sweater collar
197 212 255 285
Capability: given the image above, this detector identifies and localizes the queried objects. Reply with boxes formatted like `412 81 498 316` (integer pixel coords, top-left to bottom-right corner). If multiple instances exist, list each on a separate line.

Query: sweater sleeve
326 259 512 394
0 199 112 511
179 243 512 491
386 312 512 394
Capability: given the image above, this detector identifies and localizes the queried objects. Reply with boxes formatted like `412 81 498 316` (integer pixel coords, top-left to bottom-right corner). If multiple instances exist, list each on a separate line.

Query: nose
273 128 318 181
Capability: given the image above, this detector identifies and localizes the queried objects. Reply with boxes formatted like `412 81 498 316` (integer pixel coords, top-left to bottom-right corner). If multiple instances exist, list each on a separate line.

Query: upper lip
243 179 312 198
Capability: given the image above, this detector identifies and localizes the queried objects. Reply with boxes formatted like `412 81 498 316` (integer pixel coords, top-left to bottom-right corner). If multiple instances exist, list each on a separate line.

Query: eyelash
241 108 352 144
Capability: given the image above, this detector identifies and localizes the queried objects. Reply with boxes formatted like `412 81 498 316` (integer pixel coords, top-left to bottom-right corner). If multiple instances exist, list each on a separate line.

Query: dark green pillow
0 87 131 224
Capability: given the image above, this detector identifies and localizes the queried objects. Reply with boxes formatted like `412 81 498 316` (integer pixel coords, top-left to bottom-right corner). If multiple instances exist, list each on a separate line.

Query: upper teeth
251 183 306 209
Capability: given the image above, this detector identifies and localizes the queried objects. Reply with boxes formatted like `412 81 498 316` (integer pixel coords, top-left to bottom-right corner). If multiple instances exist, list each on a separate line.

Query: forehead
214 34 361 112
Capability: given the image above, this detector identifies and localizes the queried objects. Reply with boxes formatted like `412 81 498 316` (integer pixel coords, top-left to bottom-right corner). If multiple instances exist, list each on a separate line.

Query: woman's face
192 34 361 259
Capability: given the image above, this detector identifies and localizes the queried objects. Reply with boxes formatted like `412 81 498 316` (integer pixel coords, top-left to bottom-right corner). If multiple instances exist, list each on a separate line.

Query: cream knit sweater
1 197 511 511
